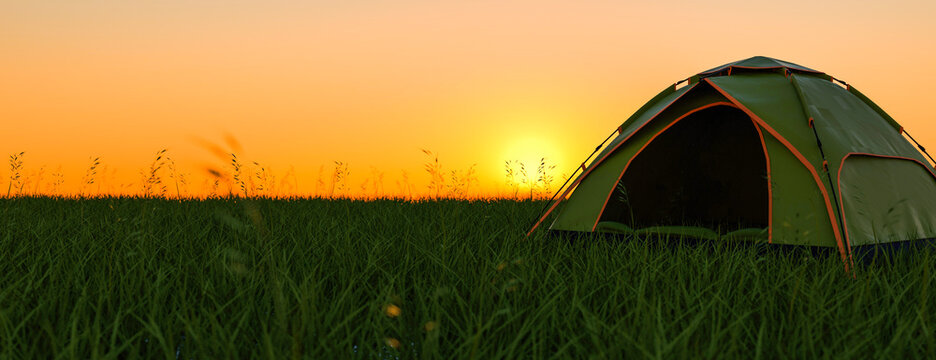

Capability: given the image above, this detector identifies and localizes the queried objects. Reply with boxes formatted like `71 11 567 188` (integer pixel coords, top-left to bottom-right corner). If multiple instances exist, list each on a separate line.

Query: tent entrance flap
599 105 769 232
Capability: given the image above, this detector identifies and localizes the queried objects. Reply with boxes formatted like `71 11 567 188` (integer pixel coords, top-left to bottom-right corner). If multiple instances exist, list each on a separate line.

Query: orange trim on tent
525 83 700 236
704 79 849 266
753 122 773 243
835 153 936 261
589 101 740 231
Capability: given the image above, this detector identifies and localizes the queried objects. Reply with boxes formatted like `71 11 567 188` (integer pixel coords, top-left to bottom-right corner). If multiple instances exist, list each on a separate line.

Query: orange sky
2 0 935 198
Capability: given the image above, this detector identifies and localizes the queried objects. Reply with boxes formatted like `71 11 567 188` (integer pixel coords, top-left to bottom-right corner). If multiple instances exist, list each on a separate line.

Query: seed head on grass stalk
167 157 188 199
204 170 223 199
81 157 101 198
263 164 277 197
47 166 64 196
230 153 248 197
504 160 518 199
7 152 24 198
209 178 220 198
504 160 530 200
518 162 530 200
422 150 444 199
203 165 233 199
251 161 269 197
535 158 556 199
331 161 349 199
141 149 168 198
463 164 478 199
446 164 478 199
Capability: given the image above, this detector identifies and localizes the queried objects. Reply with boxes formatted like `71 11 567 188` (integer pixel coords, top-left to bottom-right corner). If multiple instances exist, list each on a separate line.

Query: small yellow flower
496 262 507 271
424 321 438 332
384 304 401 318
385 337 401 349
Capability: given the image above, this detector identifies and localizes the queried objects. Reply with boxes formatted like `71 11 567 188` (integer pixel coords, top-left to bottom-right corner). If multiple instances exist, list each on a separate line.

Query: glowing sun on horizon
501 136 566 173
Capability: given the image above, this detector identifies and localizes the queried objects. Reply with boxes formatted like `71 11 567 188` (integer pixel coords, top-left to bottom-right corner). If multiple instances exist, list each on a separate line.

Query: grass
1 197 935 359
4 149 560 201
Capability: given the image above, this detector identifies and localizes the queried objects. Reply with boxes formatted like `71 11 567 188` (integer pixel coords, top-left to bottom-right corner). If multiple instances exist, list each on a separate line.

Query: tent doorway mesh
599 105 769 232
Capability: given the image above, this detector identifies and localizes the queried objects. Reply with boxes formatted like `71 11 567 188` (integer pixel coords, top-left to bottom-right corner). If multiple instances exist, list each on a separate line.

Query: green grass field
1 197 934 359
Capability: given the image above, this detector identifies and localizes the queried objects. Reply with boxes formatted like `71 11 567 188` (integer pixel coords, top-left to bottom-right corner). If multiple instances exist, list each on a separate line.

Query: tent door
599 105 769 233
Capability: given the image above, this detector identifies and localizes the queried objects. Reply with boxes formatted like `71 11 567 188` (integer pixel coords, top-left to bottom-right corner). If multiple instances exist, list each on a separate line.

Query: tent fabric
536 56 936 261
839 155 936 246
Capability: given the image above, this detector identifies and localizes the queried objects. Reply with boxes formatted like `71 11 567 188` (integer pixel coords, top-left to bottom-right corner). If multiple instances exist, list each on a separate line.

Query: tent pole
904 131 936 167
527 127 621 233
791 74 853 268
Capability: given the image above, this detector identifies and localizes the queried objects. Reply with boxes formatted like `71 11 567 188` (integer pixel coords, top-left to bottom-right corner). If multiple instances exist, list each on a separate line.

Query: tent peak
699 56 823 76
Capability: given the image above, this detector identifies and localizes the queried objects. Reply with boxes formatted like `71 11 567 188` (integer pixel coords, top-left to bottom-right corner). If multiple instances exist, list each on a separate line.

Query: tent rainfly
529 56 936 265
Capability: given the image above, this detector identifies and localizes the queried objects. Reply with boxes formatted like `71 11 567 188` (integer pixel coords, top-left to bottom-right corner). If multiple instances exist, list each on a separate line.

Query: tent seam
704 78 849 268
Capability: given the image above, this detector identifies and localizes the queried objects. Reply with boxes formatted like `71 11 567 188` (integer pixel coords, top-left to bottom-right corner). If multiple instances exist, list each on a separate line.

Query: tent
530 56 936 264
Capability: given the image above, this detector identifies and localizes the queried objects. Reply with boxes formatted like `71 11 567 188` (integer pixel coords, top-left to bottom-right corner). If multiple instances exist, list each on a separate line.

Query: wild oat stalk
518 162 531 200
446 164 478 199
7 152 24 197
447 170 463 199
251 161 274 198
504 160 524 199
331 161 349 198
463 164 478 199
206 176 221 198
422 150 445 199
81 157 101 198
48 166 64 196
251 161 265 196
167 157 186 199
141 149 168 198
231 153 247 197
535 158 556 199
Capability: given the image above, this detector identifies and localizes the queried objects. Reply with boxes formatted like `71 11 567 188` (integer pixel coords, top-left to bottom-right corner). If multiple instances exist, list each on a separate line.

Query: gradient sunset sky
2 0 934 197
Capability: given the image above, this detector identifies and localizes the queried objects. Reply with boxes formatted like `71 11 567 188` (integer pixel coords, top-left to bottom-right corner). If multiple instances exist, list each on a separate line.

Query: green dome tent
530 56 936 265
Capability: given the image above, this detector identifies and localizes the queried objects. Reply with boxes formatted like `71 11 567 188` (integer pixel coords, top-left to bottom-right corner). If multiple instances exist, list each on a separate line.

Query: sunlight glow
1 1 934 199
501 136 565 173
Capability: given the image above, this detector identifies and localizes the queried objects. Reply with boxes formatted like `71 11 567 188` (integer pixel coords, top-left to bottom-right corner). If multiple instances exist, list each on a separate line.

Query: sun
501 136 566 174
